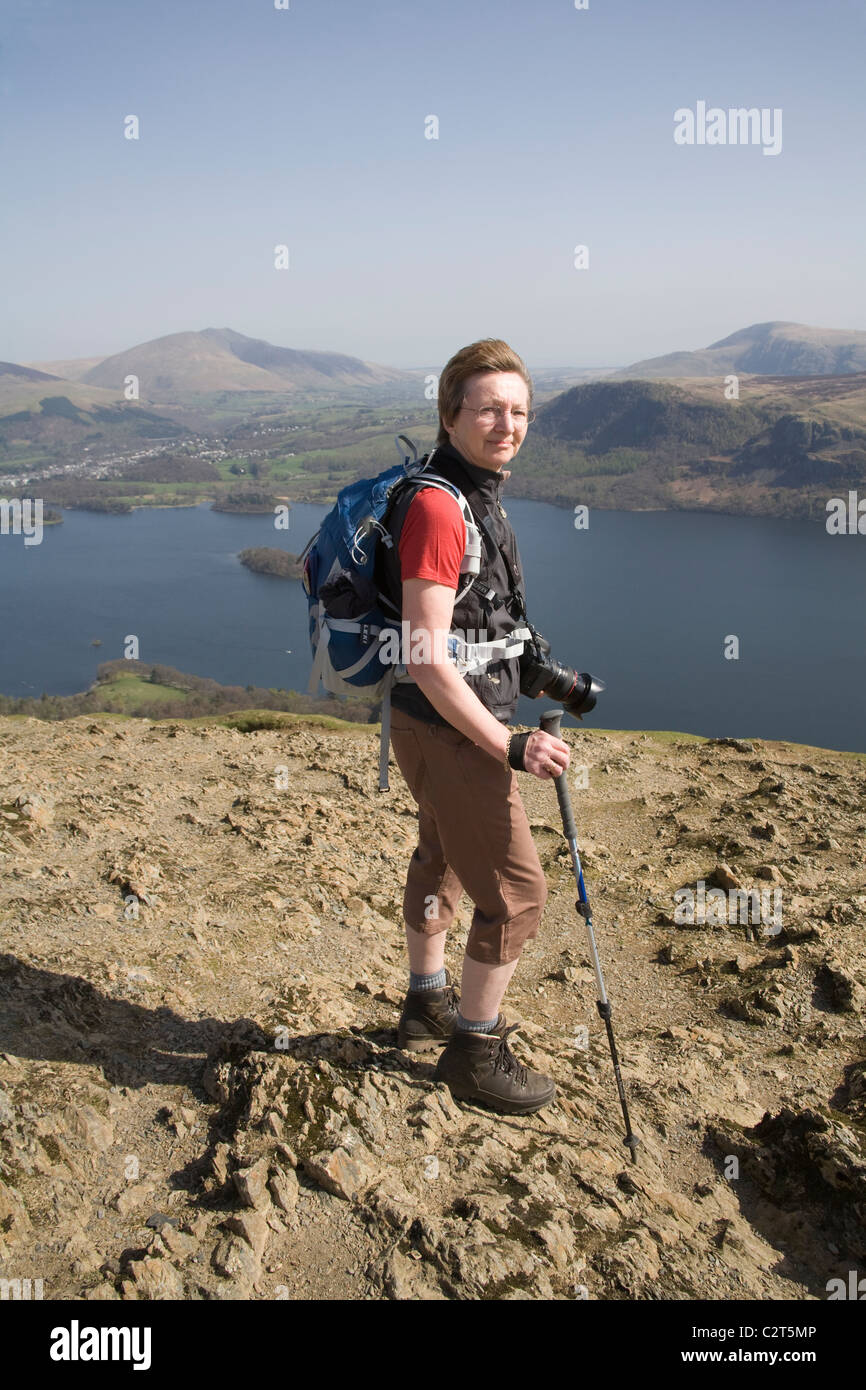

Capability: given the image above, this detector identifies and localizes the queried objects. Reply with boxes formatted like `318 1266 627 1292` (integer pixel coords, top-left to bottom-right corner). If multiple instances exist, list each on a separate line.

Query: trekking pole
540 709 639 1162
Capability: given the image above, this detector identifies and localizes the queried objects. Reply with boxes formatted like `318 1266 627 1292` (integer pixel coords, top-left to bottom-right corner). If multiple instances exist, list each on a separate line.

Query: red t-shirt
398 487 465 588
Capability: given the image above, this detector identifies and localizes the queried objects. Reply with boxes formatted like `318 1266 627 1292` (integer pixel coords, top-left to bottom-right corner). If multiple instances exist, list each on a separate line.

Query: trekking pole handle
539 709 579 843
540 709 563 740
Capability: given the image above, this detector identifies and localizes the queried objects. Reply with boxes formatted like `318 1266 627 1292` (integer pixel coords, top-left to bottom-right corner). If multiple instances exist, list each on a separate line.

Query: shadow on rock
0 952 266 1090
705 1102 866 1296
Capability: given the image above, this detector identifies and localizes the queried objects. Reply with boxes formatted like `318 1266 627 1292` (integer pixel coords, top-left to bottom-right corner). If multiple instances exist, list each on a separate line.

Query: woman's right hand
522 729 570 780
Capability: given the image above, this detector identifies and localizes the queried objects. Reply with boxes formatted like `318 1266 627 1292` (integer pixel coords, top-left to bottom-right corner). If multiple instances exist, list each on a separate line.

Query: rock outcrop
0 715 864 1300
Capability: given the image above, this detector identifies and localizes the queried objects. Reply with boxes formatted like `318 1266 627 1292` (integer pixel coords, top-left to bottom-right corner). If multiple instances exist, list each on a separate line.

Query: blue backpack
299 437 484 789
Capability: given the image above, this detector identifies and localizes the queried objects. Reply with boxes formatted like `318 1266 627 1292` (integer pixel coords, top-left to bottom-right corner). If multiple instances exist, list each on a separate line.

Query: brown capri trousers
388 705 548 965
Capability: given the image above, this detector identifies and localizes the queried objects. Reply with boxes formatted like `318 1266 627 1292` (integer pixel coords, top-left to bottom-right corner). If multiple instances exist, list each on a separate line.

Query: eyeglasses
458 403 536 426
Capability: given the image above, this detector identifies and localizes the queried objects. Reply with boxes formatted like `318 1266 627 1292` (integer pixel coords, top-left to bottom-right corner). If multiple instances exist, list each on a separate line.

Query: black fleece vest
376 440 528 727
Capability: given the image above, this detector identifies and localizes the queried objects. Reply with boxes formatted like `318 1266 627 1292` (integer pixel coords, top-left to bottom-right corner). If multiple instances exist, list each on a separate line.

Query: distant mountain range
8 321 865 408
614 321 866 380
4 319 866 523
24 327 414 401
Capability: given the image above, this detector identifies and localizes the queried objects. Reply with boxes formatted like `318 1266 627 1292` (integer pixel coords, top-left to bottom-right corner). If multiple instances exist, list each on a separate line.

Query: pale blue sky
2 0 864 369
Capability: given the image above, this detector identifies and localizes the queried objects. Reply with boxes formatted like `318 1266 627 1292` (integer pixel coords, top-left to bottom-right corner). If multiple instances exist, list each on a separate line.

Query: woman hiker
380 338 572 1116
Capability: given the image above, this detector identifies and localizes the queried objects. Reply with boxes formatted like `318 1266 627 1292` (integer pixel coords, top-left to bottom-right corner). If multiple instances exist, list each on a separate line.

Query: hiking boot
433 1015 556 1115
397 970 460 1052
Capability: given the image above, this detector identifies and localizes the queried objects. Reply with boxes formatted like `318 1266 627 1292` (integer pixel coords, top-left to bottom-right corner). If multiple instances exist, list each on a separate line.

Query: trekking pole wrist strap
506 730 533 771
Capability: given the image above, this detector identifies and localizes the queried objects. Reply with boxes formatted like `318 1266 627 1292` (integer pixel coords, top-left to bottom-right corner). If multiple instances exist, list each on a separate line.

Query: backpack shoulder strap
377 456 480 609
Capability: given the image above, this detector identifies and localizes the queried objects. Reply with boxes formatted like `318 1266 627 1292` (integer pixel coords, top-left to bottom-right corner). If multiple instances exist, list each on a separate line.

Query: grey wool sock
409 967 447 993
456 1011 499 1034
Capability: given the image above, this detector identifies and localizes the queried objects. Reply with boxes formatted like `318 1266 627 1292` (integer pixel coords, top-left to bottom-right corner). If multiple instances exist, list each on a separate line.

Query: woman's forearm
408 659 510 761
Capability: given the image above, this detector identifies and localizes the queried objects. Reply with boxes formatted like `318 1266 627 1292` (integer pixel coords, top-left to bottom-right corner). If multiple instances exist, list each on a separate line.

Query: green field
95 675 190 709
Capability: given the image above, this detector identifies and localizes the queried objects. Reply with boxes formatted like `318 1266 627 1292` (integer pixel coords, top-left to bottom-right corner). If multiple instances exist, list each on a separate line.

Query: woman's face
445 370 531 472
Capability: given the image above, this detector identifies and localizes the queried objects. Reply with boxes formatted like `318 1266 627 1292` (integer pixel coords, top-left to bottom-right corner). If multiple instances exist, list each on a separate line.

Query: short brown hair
436 338 533 447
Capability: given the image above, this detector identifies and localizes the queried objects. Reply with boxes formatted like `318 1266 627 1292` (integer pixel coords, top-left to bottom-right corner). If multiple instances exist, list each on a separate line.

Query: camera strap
478 514 528 623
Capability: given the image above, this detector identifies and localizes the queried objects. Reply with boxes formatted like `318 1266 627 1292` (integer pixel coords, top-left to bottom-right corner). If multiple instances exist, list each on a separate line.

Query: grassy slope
95 675 190 708
5 697 864 757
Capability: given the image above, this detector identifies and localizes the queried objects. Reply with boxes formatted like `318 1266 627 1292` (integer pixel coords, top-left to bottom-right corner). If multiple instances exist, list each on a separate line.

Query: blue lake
1 499 864 753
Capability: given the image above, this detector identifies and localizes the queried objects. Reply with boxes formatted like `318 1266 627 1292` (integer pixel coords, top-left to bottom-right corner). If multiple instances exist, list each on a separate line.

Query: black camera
519 626 605 720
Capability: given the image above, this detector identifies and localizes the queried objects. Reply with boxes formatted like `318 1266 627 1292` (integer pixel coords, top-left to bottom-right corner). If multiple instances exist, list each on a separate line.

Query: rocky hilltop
0 714 864 1302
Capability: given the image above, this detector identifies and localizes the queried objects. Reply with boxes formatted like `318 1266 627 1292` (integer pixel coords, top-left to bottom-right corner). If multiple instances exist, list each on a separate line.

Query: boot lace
492 1024 527 1088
